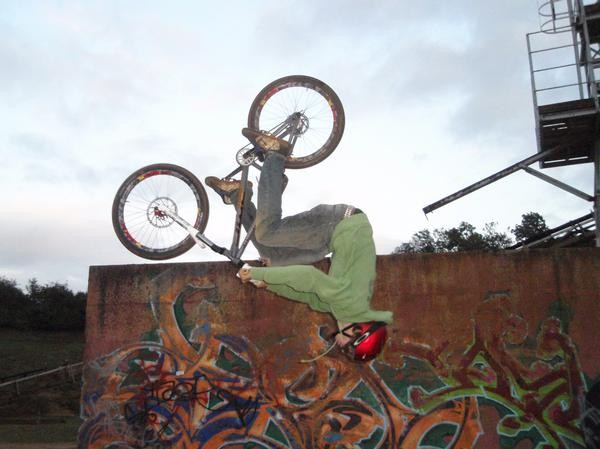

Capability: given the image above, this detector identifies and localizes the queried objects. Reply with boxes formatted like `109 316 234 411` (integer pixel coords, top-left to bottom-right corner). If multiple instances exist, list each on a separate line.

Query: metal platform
528 0 600 168
424 0 599 246
537 99 597 167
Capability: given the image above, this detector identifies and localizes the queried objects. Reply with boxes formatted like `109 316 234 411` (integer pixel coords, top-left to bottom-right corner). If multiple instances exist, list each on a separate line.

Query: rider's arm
265 284 330 313
250 265 346 313
249 265 393 324
251 265 346 296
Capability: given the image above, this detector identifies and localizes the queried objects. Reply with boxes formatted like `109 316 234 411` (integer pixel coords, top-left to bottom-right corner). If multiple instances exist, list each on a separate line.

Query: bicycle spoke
247 76 344 169
120 173 199 251
254 83 336 160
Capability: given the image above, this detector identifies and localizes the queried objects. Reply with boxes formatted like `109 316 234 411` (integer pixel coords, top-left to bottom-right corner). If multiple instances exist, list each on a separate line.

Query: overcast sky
2 1 595 292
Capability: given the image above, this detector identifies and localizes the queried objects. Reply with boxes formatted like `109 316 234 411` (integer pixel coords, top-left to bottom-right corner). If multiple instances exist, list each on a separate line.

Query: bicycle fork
158 208 249 268
155 207 255 268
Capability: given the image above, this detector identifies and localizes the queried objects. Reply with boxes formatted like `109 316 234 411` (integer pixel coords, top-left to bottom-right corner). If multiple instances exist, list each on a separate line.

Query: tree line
394 212 553 253
0 278 86 331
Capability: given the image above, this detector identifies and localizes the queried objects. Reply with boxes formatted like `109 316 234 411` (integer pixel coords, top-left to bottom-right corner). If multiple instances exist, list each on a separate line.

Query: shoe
205 177 252 205
242 128 293 157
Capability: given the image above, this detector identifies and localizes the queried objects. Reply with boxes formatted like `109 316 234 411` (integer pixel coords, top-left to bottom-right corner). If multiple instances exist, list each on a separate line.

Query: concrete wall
79 249 600 449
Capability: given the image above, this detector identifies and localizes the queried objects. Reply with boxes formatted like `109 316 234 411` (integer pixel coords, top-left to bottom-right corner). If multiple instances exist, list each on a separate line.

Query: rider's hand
335 332 353 348
334 321 354 348
238 267 253 283
237 266 267 288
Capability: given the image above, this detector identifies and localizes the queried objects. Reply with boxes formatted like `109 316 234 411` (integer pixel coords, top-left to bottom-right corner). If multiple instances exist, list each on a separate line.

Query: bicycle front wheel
112 163 209 260
248 75 345 169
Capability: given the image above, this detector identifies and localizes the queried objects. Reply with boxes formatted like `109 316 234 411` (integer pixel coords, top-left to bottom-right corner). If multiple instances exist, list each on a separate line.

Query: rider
205 128 392 361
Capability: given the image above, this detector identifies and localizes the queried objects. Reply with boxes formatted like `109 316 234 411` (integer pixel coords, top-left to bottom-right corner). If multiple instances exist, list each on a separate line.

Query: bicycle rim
248 75 345 169
113 164 208 260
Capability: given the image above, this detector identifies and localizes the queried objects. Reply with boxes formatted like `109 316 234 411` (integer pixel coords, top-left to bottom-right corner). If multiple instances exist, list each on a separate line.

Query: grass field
0 416 81 444
0 328 84 444
0 328 84 379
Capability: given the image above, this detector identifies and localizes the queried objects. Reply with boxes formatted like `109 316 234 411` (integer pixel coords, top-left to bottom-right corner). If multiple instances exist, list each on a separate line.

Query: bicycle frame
157 114 306 267
156 161 256 268
113 73 345 265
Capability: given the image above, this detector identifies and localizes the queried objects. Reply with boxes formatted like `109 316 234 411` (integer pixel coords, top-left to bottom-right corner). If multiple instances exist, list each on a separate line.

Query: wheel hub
291 112 310 136
147 197 177 228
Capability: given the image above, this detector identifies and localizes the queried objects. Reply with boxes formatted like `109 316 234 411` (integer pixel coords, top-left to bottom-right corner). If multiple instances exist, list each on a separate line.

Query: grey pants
233 153 348 266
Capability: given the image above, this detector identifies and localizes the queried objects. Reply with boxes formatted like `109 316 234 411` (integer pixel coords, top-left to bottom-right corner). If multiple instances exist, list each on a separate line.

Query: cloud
1 1 594 293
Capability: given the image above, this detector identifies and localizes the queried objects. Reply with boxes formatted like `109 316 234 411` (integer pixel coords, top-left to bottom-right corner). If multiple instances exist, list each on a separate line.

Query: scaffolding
424 0 600 248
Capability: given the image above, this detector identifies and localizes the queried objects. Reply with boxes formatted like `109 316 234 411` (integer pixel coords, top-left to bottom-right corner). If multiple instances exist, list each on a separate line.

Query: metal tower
424 0 600 248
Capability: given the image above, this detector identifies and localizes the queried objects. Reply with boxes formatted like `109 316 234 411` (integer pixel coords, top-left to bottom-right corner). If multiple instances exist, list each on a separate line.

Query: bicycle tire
248 75 345 169
112 163 209 260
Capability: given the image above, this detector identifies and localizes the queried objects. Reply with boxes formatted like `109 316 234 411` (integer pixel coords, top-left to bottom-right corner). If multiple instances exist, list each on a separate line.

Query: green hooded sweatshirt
250 213 393 324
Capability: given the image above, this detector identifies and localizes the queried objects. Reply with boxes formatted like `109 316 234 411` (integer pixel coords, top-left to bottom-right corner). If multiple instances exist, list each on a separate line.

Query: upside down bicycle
112 75 345 266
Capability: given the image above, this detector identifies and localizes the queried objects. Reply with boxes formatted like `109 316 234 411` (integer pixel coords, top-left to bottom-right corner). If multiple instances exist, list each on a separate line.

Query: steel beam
520 165 594 201
423 147 561 214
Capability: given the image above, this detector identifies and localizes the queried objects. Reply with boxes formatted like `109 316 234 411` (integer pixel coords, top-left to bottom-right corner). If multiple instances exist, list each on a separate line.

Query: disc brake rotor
147 197 177 228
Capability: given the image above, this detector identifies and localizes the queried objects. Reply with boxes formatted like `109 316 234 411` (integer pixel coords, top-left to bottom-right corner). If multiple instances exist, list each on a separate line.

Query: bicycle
112 75 345 267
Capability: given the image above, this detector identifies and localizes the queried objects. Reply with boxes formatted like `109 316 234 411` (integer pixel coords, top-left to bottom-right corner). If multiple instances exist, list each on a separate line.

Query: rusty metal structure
424 0 600 248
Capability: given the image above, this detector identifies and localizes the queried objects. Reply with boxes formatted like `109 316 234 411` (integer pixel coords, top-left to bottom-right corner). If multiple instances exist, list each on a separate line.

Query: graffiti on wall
582 382 600 449
79 279 590 449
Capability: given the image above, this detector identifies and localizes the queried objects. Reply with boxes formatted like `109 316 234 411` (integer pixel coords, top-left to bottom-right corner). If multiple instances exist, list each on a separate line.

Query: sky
2 1 595 293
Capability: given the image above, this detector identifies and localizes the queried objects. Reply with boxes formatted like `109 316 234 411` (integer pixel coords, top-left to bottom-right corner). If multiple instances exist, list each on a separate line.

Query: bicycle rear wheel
112 163 209 260
248 75 345 169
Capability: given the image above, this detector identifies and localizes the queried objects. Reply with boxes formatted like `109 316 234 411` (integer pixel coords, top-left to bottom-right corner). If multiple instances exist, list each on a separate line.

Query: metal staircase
424 0 600 247
529 0 600 167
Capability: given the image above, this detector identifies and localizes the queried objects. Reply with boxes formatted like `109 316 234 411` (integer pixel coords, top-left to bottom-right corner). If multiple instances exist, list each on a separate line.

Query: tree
25 278 41 299
394 221 512 253
394 212 552 254
0 277 86 331
511 212 550 242
395 229 438 253
27 280 86 331
0 277 26 327
438 222 512 252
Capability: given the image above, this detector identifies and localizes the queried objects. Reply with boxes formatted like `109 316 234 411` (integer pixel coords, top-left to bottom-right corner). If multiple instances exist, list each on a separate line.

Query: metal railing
538 0 574 32
527 25 587 108
0 362 83 396
537 0 599 32
529 0 599 107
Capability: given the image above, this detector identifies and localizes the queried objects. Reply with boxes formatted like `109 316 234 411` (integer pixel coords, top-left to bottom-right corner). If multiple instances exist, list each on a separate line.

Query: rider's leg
254 153 349 251
230 185 330 266
229 187 271 263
